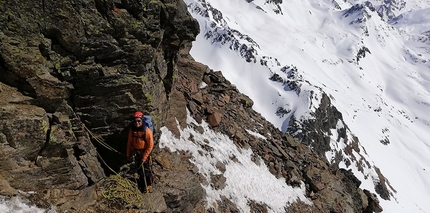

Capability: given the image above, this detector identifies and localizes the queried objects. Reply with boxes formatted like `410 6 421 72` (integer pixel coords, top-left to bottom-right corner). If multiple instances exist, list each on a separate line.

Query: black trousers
132 151 153 191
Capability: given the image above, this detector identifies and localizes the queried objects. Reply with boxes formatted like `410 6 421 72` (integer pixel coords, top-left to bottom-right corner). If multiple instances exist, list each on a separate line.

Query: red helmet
133 111 143 118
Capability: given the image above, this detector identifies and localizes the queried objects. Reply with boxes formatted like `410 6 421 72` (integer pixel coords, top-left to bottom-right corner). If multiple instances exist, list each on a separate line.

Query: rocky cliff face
0 0 381 212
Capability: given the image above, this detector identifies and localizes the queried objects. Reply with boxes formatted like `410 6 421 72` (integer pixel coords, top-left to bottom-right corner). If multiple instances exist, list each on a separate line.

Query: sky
2 0 430 212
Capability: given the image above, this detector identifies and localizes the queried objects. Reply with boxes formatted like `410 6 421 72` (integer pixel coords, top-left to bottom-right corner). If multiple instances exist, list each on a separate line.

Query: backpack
131 115 154 138
142 115 154 133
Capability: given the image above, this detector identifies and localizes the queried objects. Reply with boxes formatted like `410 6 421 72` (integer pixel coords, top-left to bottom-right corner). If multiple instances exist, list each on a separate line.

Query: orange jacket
126 127 154 162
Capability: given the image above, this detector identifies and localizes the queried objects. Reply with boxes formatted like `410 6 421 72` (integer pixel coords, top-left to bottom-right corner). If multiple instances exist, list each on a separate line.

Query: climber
126 111 154 193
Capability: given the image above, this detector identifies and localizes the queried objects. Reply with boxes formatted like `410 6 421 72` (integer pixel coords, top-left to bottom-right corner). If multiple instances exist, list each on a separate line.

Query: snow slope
180 0 430 212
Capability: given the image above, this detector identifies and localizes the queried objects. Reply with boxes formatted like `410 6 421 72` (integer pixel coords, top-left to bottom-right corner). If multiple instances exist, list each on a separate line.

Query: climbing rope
141 162 153 212
81 123 125 156
101 174 144 208
78 122 143 208
96 151 117 174
77 118 154 210
97 150 145 208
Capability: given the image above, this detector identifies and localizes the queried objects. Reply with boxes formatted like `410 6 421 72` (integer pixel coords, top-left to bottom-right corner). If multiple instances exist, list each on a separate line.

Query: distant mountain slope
184 0 430 212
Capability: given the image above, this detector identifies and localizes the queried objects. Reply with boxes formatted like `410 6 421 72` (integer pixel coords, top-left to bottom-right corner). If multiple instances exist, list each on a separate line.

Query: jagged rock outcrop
172 50 382 212
0 0 382 212
0 82 105 210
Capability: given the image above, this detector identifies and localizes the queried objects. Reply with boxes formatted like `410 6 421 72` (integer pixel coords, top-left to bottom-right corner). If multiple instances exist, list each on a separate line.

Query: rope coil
79 120 154 210
101 174 144 208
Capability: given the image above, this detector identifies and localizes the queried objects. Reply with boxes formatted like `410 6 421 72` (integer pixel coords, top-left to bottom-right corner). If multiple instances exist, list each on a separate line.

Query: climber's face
134 118 143 127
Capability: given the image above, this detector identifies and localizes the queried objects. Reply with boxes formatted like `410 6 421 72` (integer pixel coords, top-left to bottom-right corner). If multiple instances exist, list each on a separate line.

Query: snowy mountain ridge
183 0 430 212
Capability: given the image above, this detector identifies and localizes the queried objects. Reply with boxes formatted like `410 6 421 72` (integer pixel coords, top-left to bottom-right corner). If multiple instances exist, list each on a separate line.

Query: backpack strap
141 121 147 139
